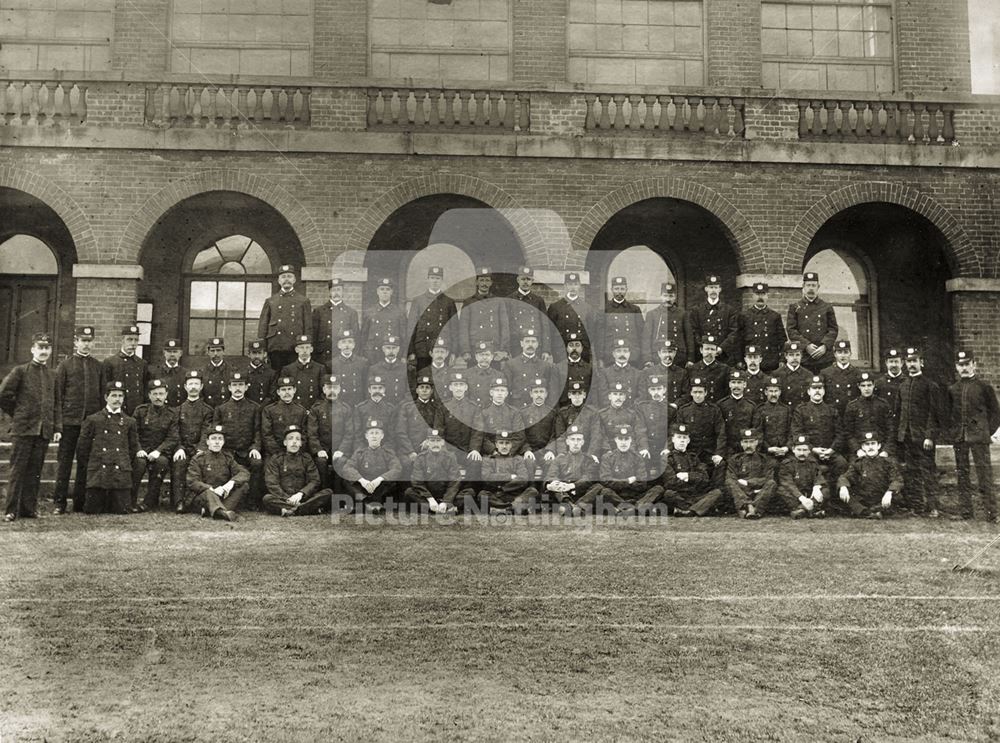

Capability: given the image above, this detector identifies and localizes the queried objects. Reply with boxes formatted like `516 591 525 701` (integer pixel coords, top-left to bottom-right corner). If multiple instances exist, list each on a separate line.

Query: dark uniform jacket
744 371 769 407
362 301 406 359
553 403 602 455
597 405 650 454
545 450 598 491
353 399 397 451
396 398 446 457
78 408 139 489
186 449 249 506
480 453 534 495
838 455 903 503
368 358 410 405
643 303 693 366
411 450 461 498
503 354 556 406
408 291 458 361
416 362 453 403
775 364 812 409
674 401 725 457
55 354 104 425
737 306 786 371
949 376 1000 444
688 300 739 361
644 362 686 408
148 362 187 407
102 352 147 415
261 400 309 455
213 397 262 456
876 372 905 424
341 446 402 481
279 359 326 411
786 297 838 369
599 449 649 491
559 358 593 403
442 396 479 452
265 450 321 498
245 362 278 406
843 395 893 454
309 398 354 456
547 295 593 356
820 364 861 415
459 293 510 358
0 360 62 438
132 403 179 454
522 403 558 455
752 401 792 451
791 401 843 450
726 451 775 491
465 364 500 407
258 289 311 354
327 353 368 407
314 300 359 360
660 448 709 492
636 399 670 457
778 456 825 493
507 290 550 355
718 396 757 454
470 403 526 455
200 360 231 409
597 362 643 404
687 359 731 404
177 398 214 453
895 373 940 443
598 298 643 362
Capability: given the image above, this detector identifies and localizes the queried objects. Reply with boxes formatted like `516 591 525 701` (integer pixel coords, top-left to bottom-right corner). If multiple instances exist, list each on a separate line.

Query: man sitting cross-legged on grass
184 424 247 522
262 424 334 517
402 428 461 515
578 425 650 516
639 423 723 517
726 428 778 520
340 419 401 514
543 425 602 517
457 430 538 514
777 435 827 519
837 430 903 519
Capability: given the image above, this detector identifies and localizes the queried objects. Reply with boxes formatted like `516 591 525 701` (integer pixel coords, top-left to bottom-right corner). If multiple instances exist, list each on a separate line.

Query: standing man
787 271 838 373
895 347 941 517
78 381 138 515
53 326 104 514
258 264 311 371
642 282 693 368
460 268 511 363
598 276 643 367
279 334 325 410
688 275 739 365
213 371 264 510
737 282 785 372
200 336 230 409
507 266 551 361
244 339 277 406
408 266 458 373
148 338 187 407
0 333 62 521
949 350 1000 522
102 324 148 415
313 278 359 368
548 272 594 362
361 277 406 362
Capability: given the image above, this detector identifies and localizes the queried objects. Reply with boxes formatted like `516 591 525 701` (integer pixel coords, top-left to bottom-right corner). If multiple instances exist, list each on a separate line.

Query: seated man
131 378 179 512
639 424 723 517
838 431 903 519
579 425 650 515
725 428 777 520
263 424 334 517
403 428 461 514
458 430 538 514
184 425 248 522
777 435 827 519
544 425 602 516
340 419 401 514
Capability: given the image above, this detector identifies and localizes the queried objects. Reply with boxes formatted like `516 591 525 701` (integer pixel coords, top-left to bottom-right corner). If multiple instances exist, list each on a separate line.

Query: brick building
0 0 998 382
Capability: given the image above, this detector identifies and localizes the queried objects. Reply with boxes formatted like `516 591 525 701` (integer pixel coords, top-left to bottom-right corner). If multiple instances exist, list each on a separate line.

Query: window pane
245 282 272 318
607 245 675 306
192 247 223 274
216 234 251 262
188 319 217 355
217 281 246 317
0 235 58 274
242 243 272 274
216 318 245 353
219 261 247 275
244 320 260 347
190 281 217 317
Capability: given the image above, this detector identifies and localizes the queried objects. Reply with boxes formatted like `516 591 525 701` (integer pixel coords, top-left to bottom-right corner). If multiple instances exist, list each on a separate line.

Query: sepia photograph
1 0 999 739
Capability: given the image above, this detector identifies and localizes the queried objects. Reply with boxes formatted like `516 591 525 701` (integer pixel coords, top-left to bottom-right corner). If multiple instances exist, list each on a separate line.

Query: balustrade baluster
642 95 657 129
597 95 610 129
235 87 248 127
517 93 529 131
612 95 626 130
942 106 955 143
444 90 456 126
57 82 72 123
733 100 745 136
472 91 486 127
426 90 440 126
501 93 514 130
283 87 296 123
267 87 279 123
719 97 731 135
927 103 941 142
300 88 310 126
584 94 597 130
26 82 40 126
884 102 898 140
75 84 87 124
911 103 925 143
458 90 472 126
627 94 641 129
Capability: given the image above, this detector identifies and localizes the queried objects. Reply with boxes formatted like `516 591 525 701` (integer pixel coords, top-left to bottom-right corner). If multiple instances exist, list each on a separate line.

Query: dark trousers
131 455 171 510
898 438 938 512
345 480 396 510
84 487 130 515
268 350 296 371
5 435 49 517
638 484 723 515
232 452 264 509
171 454 194 510
263 488 334 515
189 482 248 516
728 481 778 513
955 442 995 520
54 425 89 510
777 484 827 514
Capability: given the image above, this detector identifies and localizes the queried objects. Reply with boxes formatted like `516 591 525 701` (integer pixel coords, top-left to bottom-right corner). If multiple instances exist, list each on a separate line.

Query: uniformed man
642 282 693 368
102 324 148 415
327 329 368 407
596 383 651 458
279 334 325 410
948 350 1000 522
184 425 247 521
171 370 214 512
396 375 446 467
213 371 264 509
737 282 785 372
742 345 769 406
877 347 905 430
895 347 941 516
820 339 861 416
543 425 602 516
460 267 511 362
263 424 334 517
415 336 452 403
558 332 593 405
718 371 757 456
752 377 791 461
244 339 277 405
838 431 903 519
402 428 462 514
596 338 642 403
639 423 722 517
790 375 847 503
407 266 458 372
598 276 643 367
583 425 651 515
313 277 359 367
131 378 179 512
441 370 480 462
547 272 594 361
687 335 731 404
309 375 354 491
507 266 551 360
674 378 726 488
726 428 777 520
688 275 739 364
148 337 187 407
649 339 687 409
786 271 838 373
258 264 311 371
261 376 309 456
341 419 402 513
200 337 230 409
353 374 398 452
553 381 602 456
369 336 409 405
843 372 893 458
465 341 499 407
361 277 406 361
53 325 103 514
0 333 62 521
775 341 812 409
78 380 138 515
462 429 538 514
503 329 556 407
469 377 526 458
636 375 670 467
777 435 827 519
521 377 559 468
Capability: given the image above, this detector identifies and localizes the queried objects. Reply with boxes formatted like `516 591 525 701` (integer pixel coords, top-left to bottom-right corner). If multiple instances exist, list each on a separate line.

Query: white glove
856 449 865 459
289 492 303 505
798 495 814 511
811 485 824 502
881 491 893 509
992 427 1000 444
676 472 689 483
839 486 850 503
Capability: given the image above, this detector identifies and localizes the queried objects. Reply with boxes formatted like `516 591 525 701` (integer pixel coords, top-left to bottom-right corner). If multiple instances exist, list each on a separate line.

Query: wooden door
0 278 55 365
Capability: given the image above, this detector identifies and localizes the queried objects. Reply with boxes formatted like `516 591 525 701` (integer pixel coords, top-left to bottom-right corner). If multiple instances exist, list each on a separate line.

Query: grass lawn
1 513 999 742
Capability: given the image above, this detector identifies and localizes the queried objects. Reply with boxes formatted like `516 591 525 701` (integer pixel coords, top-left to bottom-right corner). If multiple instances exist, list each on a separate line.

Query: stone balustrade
585 93 745 137
144 83 311 128
366 88 529 131
797 99 957 144
1 81 87 126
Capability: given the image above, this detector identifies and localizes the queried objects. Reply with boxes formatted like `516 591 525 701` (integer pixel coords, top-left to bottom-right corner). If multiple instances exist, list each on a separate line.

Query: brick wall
112 0 170 73
952 293 1000 386
313 0 369 80
707 0 762 89
513 0 568 83
73 278 140 360
896 0 972 94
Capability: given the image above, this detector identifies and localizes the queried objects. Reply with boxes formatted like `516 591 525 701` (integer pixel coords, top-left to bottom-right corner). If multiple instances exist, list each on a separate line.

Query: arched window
0 234 59 274
804 247 875 367
606 245 677 308
0 235 59 364
186 235 275 355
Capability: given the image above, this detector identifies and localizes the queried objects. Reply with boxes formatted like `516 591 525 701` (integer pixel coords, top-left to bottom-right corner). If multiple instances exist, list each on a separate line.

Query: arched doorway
0 187 78 371
805 203 953 375
139 191 305 362
364 194 526 314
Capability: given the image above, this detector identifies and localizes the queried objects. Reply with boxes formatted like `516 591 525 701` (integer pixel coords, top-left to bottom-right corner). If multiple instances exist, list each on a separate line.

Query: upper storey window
762 0 894 92
170 0 313 76
369 0 511 82
568 0 705 86
0 0 113 72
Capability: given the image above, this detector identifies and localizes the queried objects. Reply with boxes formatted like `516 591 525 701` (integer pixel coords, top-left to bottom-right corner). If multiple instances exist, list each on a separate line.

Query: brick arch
345 174 548 267
0 166 95 261
570 177 761 272
116 170 325 265
783 182 977 276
